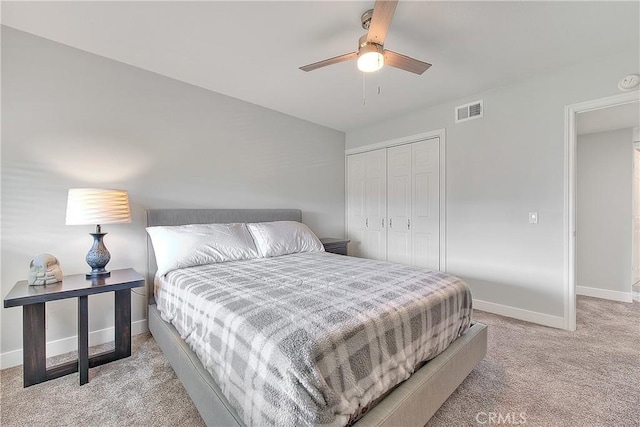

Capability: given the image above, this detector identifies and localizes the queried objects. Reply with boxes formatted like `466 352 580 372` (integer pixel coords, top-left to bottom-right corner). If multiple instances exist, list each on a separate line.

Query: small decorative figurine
28 254 63 286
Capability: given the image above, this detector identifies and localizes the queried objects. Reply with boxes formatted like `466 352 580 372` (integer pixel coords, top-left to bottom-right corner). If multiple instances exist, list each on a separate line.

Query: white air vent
455 100 483 123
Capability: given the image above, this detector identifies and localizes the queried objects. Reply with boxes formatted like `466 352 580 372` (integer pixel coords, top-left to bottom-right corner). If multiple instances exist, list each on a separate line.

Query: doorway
565 92 640 331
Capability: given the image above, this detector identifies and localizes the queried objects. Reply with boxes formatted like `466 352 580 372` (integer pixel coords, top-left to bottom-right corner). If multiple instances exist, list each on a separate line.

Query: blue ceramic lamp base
86 231 111 279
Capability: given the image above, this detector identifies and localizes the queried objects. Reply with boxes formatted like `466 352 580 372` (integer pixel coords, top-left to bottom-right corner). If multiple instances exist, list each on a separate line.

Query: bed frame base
149 304 487 427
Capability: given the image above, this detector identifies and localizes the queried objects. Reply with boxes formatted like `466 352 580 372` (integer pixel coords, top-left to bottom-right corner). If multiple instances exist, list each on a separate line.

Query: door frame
564 91 639 331
345 128 447 271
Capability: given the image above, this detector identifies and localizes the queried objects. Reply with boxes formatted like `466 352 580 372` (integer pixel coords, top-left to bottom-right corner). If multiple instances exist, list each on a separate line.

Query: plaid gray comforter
156 252 472 427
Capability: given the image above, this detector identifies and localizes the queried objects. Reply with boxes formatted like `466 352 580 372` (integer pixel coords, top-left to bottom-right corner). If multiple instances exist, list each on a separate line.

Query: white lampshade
357 44 384 73
66 188 131 225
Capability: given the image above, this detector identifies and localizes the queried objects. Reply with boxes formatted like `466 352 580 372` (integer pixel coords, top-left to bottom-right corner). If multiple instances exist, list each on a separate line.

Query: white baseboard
0 319 148 370
576 286 633 303
473 299 565 329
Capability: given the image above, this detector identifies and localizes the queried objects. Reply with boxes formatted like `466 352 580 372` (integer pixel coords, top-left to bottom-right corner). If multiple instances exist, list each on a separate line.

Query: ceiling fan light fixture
299 1 431 76
357 44 384 72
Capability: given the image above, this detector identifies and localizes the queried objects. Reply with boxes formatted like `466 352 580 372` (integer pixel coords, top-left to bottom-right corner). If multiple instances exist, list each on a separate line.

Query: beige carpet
1 296 638 426
427 296 639 427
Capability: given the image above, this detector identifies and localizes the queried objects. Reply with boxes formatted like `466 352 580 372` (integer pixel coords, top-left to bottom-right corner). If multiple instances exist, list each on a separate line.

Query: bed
146 209 487 427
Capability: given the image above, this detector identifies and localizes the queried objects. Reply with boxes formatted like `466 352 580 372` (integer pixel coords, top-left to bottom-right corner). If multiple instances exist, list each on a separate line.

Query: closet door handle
389 218 393 228
408 219 411 230
365 218 368 228
382 218 385 227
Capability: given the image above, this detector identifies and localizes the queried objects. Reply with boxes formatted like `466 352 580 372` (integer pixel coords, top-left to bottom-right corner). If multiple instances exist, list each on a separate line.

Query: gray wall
1 27 345 359
577 129 634 295
347 48 638 321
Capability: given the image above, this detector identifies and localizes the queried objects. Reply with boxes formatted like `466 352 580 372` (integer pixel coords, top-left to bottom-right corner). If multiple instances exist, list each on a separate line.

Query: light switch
529 212 538 224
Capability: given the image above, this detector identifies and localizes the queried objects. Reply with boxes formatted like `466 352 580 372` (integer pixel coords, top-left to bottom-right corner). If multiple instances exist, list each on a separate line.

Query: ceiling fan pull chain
362 73 366 105
377 66 381 95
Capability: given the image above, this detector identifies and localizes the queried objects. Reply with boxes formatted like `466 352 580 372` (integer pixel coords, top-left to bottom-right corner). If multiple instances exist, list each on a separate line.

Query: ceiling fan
299 0 431 75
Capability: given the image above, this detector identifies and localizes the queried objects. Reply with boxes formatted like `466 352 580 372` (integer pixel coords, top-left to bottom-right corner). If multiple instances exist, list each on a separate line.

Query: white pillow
146 223 259 276
246 221 324 258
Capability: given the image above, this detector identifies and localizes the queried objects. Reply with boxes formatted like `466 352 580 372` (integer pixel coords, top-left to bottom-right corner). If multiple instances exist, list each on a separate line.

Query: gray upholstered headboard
145 209 302 304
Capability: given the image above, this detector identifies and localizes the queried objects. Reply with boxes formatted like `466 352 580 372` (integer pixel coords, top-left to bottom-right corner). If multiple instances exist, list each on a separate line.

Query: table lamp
66 188 131 279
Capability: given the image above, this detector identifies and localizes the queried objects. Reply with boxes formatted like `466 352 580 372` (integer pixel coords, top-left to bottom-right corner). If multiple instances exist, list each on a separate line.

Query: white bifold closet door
347 138 440 269
347 149 387 260
347 153 366 258
387 144 412 265
411 139 440 269
387 139 440 269
365 149 387 261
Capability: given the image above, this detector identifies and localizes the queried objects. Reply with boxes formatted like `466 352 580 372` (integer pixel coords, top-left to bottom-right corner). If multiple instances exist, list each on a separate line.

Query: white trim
474 299 565 329
564 91 640 332
344 153 349 241
576 286 633 303
0 319 148 369
344 128 447 271
564 104 577 331
345 129 445 155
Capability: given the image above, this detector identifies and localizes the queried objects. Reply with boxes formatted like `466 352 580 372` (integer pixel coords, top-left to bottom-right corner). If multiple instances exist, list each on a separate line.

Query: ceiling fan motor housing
358 34 382 50
358 41 384 56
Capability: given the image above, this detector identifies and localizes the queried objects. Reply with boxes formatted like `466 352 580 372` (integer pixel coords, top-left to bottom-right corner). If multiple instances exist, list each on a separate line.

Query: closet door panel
365 149 387 261
412 139 440 269
347 153 367 257
387 145 412 265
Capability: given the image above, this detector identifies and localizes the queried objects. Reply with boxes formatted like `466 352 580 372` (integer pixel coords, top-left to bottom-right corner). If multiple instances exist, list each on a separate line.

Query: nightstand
3 268 144 387
320 238 350 255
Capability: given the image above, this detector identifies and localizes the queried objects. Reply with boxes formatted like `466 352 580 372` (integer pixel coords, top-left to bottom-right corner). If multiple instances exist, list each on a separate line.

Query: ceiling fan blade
366 0 398 45
383 50 432 75
299 52 358 72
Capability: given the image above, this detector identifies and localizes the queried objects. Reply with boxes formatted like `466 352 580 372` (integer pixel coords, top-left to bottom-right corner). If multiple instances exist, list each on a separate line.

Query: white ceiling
2 1 639 131
577 102 640 136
